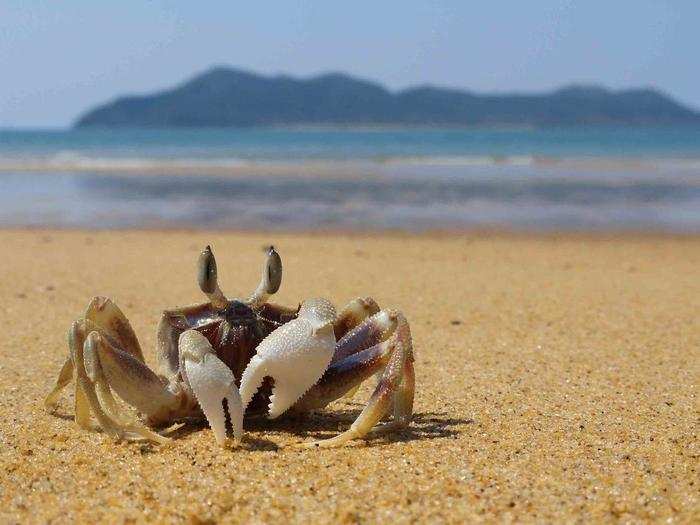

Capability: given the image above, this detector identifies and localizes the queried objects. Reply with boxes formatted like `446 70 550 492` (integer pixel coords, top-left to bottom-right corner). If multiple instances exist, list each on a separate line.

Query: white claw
180 330 243 445
240 298 337 418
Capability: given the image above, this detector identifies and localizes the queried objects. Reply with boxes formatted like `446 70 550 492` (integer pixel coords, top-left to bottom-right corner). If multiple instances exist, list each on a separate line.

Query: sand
0 230 697 523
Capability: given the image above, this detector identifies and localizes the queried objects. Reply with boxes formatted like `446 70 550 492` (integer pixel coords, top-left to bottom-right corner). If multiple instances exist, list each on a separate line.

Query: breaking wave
2 151 700 176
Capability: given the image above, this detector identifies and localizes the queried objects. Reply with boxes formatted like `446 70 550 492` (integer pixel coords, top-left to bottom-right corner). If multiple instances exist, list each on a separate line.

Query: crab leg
81 328 177 443
180 329 243 445
83 296 144 362
58 320 165 442
83 330 178 422
331 309 397 364
45 318 102 428
69 321 112 432
331 300 386 399
295 310 414 448
333 297 380 341
45 295 182 443
44 296 144 411
44 355 74 412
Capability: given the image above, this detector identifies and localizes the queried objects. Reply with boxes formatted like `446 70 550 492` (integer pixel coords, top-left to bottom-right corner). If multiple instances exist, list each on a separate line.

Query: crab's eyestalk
265 246 283 294
247 245 283 307
198 246 228 310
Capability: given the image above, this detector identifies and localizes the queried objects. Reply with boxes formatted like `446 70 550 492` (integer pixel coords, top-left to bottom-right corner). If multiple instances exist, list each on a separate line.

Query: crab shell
166 300 299 417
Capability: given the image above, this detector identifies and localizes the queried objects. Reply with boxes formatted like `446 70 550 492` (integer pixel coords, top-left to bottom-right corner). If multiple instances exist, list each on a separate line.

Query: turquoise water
2 126 700 162
1 127 699 231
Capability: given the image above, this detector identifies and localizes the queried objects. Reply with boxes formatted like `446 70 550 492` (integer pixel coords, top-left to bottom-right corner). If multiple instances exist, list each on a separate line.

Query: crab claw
239 298 337 418
180 330 243 445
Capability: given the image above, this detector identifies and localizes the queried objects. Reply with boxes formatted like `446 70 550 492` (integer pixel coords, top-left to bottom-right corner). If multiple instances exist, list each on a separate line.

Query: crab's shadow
50 411 75 422
270 406 470 447
51 403 470 450
167 403 469 450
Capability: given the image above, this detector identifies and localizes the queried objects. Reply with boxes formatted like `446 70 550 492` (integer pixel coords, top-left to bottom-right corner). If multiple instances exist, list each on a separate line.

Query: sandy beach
0 229 697 523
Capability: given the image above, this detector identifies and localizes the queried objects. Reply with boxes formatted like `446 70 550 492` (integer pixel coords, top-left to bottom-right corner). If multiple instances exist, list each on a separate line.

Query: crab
44 245 414 448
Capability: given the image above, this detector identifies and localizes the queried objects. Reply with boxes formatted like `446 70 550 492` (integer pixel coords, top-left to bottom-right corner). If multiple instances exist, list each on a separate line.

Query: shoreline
2 224 700 239
2 167 699 233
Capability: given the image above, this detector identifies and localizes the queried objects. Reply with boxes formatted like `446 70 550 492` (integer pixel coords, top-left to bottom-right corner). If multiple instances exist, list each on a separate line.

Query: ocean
1 127 699 232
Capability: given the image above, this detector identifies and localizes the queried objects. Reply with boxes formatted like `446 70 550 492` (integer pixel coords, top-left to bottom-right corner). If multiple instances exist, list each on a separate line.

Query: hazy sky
1 1 698 127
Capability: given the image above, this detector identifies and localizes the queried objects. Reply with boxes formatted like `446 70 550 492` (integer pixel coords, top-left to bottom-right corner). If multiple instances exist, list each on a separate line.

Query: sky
1 1 698 127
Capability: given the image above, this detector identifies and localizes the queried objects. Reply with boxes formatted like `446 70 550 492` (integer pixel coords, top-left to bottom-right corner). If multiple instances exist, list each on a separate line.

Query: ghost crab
45 246 414 448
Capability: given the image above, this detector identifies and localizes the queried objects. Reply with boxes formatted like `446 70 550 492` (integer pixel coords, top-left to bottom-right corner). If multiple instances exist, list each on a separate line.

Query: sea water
1 127 699 231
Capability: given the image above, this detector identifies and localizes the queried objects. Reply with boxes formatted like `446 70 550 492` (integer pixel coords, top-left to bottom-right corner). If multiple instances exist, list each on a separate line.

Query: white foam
382 155 536 166
0 152 250 172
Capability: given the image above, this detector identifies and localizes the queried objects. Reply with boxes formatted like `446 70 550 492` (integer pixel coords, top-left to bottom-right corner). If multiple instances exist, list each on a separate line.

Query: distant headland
75 66 700 128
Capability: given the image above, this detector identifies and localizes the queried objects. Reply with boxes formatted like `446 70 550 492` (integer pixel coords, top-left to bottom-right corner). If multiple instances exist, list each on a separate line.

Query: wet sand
0 230 697 523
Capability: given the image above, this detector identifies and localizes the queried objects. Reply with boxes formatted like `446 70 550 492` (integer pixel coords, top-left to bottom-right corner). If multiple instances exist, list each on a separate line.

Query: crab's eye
265 246 282 294
198 245 218 294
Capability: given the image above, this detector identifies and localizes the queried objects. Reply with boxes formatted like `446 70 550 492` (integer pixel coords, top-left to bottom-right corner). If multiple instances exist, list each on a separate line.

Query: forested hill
75 67 700 127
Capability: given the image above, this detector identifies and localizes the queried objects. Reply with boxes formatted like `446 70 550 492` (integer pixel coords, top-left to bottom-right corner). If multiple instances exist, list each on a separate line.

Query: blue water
3 126 700 161
1 127 699 232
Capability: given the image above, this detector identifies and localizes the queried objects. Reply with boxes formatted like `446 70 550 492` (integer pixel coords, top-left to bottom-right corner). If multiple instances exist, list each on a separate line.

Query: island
75 66 700 128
